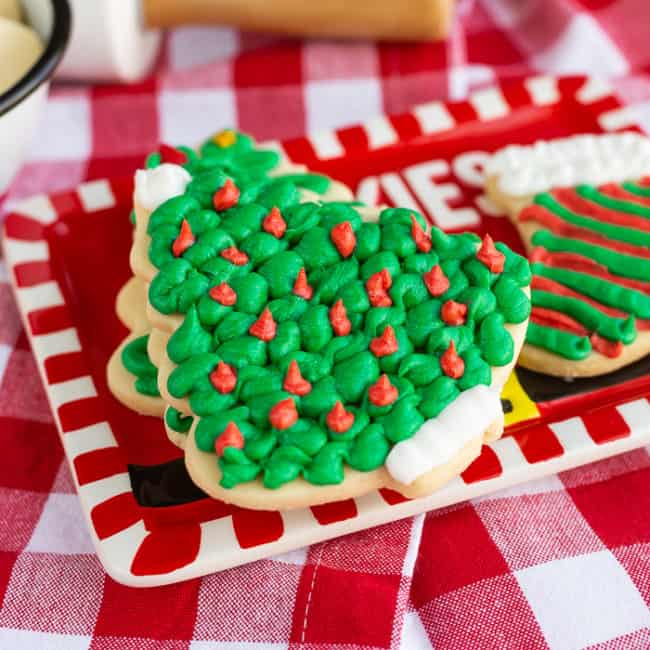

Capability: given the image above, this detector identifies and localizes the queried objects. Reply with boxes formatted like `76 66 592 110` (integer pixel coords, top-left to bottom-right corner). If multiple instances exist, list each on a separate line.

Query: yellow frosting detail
213 130 237 148
501 370 539 428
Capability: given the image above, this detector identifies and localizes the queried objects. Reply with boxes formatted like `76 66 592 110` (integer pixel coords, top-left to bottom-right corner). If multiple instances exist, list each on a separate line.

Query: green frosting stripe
531 230 650 282
622 181 650 198
534 193 650 247
526 321 592 360
577 184 650 218
531 289 636 343
532 262 650 319
525 181 650 360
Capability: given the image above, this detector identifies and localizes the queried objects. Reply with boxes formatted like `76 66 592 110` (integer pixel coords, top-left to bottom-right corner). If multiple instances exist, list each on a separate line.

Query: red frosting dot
213 179 240 211
423 264 450 297
209 282 237 306
440 340 464 379
476 234 505 273
214 421 244 457
329 299 351 336
159 143 188 165
220 246 249 266
172 219 195 257
209 361 237 394
370 325 399 357
411 214 432 253
330 221 356 258
326 401 355 433
283 360 312 396
366 269 393 307
368 374 398 407
249 307 277 341
262 206 287 239
293 267 313 300
441 299 468 326
269 398 298 430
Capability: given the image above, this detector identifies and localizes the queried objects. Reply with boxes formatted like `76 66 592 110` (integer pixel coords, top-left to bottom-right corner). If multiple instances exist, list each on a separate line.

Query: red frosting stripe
553 188 650 232
330 221 356 257
423 264 450 297
209 361 237 394
209 282 237 305
293 267 313 300
520 204 650 259
262 206 287 239
590 333 624 358
213 179 240 211
530 308 624 358
249 307 277 341
283 360 312 396
530 306 588 336
532 275 632 320
532 247 650 294
326 401 355 433
215 422 245 456
172 219 195 257
599 183 650 208
440 340 464 378
269 398 298 430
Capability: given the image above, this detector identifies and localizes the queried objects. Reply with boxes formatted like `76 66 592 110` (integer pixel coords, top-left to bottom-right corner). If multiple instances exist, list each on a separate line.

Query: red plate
4 75 650 586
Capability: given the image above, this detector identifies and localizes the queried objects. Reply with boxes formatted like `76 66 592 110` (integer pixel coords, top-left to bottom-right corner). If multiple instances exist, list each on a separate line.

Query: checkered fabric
0 0 649 647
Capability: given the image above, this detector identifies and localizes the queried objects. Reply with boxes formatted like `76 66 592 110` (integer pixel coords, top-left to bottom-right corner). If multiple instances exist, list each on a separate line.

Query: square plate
4 75 650 587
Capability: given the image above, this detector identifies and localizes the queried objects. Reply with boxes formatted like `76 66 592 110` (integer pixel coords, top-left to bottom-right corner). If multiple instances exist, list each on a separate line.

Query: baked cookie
107 332 166 417
486 132 650 377
109 129 532 509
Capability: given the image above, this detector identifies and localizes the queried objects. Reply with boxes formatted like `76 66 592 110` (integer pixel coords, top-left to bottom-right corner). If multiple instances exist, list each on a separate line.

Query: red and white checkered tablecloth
0 1 649 648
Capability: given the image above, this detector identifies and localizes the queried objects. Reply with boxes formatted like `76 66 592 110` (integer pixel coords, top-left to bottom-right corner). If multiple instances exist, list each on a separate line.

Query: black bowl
0 0 71 117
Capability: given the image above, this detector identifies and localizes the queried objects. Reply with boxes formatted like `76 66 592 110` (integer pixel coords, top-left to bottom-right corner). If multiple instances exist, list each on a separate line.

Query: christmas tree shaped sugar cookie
109 130 532 509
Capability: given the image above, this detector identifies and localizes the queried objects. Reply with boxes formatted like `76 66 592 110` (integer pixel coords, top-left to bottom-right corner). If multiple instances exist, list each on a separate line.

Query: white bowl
0 0 70 196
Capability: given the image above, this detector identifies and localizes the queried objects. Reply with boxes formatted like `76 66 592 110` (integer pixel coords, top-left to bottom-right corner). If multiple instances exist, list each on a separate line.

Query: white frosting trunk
134 163 192 211
486 133 650 196
385 384 503 486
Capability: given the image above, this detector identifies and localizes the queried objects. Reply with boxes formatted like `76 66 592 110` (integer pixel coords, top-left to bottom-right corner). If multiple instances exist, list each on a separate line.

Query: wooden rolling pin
144 0 455 42
59 0 455 81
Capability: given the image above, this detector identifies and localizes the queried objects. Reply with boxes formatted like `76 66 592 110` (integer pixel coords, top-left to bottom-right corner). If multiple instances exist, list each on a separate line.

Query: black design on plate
128 458 207 507
515 353 650 403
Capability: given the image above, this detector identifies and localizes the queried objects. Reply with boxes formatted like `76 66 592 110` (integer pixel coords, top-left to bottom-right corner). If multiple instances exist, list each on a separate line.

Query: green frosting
532 230 650 282
140 130 531 490
622 181 650 198
526 322 592 360
121 335 160 396
522 183 650 359
165 407 193 434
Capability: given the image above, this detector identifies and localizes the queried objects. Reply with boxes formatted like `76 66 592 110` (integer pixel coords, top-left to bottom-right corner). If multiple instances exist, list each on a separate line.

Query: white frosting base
385 385 503 486
486 133 650 196
134 164 191 211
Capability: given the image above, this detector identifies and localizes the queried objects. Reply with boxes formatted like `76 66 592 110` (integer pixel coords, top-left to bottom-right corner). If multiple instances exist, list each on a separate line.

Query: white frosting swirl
385 384 503 486
134 163 192 211
486 133 650 196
